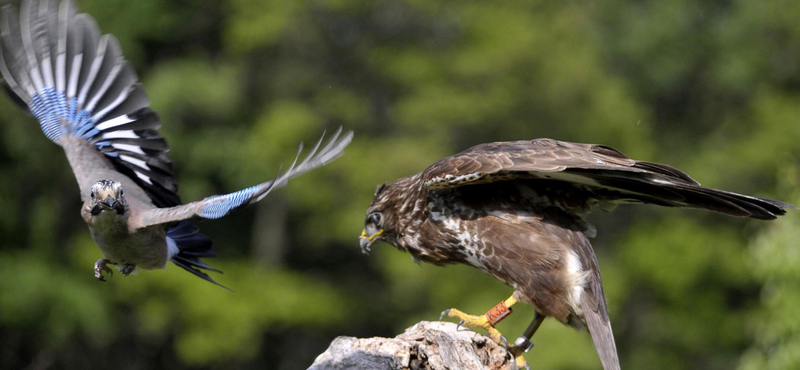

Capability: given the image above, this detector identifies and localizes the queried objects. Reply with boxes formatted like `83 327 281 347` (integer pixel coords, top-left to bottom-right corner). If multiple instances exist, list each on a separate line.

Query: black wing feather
423 139 795 220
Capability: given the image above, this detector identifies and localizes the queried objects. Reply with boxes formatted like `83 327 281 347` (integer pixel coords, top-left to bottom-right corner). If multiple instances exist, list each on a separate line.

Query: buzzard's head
90 180 127 216
360 181 409 254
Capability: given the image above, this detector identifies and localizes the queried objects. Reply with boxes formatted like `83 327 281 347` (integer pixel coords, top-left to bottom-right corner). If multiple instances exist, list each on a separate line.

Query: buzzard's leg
440 295 519 359
94 258 114 282
508 312 546 370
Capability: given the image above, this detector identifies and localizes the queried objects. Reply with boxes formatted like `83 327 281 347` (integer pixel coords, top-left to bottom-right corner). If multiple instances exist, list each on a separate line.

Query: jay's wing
0 0 178 206
133 129 353 228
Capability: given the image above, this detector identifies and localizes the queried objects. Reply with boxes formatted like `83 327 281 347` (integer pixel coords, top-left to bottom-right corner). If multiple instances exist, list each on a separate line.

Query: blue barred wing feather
136 128 353 227
200 185 260 220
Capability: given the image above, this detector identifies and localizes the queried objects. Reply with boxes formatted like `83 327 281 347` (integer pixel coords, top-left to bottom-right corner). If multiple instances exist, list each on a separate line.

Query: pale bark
309 321 514 370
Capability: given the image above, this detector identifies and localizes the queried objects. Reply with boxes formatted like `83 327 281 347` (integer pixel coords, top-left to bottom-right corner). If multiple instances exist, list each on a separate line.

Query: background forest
1 0 799 369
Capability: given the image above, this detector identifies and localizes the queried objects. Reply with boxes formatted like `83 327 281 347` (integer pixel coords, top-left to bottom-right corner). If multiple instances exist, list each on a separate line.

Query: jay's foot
94 259 114 281
120 264 136 276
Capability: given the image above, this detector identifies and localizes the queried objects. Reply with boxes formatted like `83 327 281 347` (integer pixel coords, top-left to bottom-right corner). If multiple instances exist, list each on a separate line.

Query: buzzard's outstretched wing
422 139 794 220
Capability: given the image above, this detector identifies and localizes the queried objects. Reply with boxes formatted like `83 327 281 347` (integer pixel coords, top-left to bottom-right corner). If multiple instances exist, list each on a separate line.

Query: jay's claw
94 259 113 282
120 264 136 276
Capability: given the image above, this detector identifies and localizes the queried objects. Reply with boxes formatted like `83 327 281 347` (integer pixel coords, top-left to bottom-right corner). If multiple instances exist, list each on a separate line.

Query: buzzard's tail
581 291 621 370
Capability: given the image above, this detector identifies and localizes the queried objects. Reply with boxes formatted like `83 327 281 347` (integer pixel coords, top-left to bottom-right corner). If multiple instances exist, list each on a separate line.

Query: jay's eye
370 213 381 225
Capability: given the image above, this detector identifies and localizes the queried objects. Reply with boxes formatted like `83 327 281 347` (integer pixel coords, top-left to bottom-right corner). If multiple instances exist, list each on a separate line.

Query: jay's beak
91 197 125 215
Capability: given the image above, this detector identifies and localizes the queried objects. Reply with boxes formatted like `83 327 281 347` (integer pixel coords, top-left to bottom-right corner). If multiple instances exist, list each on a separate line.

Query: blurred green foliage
0 0 798 369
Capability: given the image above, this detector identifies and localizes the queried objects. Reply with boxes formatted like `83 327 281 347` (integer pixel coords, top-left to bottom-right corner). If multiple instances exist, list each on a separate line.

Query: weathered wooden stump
309 321 514 370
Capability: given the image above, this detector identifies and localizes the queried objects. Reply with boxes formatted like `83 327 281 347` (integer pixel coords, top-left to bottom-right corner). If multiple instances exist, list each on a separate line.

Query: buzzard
359 138 793 370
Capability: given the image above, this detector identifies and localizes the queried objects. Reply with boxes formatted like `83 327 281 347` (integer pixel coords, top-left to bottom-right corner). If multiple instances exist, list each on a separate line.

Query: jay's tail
167 221 229 290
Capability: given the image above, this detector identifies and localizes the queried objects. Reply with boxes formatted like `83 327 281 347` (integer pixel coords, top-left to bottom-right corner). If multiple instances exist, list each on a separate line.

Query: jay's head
90 180 127 216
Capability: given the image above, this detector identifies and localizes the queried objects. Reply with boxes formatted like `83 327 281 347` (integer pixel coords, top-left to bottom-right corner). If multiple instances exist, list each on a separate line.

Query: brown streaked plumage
360 138 794 370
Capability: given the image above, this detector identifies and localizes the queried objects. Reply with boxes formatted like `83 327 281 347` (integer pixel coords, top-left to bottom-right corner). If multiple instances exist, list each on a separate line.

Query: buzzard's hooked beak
359 229 383 254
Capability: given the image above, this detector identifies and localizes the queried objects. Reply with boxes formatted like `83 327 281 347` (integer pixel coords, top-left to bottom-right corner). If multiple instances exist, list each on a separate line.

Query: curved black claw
456 319 466 331
439 309 451 322
500 335 519 370
94 258 113 282
500 335 510 353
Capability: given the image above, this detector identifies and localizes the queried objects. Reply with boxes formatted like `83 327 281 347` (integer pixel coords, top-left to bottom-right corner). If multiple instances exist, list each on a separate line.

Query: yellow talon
444 308 506 345
441 294 532 369
442 294 519 346
514 355 528 370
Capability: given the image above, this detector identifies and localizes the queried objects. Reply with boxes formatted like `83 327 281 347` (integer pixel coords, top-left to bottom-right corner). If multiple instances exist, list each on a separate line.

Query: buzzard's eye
90 191 95 199
370 213 382 225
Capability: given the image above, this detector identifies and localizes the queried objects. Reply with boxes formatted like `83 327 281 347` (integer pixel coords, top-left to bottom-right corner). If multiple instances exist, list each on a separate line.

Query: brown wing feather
422 139 794 220
423 139 649 187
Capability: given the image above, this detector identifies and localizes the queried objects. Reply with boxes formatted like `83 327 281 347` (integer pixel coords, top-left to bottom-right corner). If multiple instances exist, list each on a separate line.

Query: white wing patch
95 114 135 130
111 143 145 155
96 122 155 185
119 155 149 170
566 250 590 318
101 130 139 139
166 236 180 259
135 172 153 184
92 88 132 122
